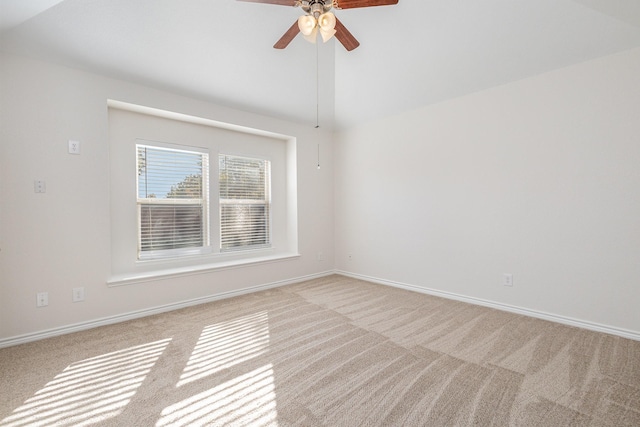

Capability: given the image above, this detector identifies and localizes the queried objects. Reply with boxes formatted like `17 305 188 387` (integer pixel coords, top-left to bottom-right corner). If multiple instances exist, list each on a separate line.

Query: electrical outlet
68 140 81 154
348 254 353 261
72 287 85 302
317 252 325 262
503 273 514 287
37 292 49 307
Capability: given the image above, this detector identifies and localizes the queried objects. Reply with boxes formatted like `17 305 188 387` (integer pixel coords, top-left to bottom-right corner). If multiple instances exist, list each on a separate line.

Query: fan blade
237 0 297 6
274 21 300 49
334 18 360 51
334 0 398 9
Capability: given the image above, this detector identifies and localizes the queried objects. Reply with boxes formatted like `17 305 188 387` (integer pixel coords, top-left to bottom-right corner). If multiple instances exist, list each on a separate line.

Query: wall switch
317 252 325 262
37 292 49 307
348 254 353 261
34 180 46 193
68 140 81 154
503 273 514 287
72 287 85 302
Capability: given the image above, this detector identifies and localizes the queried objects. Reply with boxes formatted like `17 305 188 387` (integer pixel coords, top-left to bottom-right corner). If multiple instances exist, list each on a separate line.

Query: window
108 101 298 285
219 154 271 251
137 144 210 259
135 144 273 259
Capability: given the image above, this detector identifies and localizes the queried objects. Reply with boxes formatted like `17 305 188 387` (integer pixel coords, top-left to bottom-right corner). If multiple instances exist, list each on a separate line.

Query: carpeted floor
1 275 639 426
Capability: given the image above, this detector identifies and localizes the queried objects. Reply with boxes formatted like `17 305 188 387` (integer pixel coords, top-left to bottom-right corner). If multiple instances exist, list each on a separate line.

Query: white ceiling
1 0 640 130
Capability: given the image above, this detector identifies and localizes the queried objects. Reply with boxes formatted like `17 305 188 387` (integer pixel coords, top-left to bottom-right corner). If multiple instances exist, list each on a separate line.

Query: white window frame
136 142 211 260
219 154 272 252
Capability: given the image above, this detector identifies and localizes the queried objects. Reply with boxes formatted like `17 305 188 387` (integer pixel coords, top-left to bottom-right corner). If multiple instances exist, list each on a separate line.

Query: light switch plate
34 180 46 193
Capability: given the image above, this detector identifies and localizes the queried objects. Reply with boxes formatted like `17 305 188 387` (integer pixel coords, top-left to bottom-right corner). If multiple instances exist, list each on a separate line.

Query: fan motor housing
300 0 332 16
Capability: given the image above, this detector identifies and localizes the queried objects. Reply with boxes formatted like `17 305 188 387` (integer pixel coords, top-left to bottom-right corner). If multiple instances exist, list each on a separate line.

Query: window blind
137 144 209 257
219 154 271 251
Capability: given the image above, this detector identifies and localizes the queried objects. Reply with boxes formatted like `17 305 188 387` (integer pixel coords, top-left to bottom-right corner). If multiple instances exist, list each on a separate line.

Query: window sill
107 252 301 287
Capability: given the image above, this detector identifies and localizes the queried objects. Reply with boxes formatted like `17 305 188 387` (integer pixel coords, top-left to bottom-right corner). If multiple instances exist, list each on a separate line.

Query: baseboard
0 271 335 349
336 270 640 342
5 269 637 348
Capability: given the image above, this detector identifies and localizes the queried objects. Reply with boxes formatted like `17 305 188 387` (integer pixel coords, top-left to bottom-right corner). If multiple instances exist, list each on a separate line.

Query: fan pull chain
315 40 320 129
315 42 321 169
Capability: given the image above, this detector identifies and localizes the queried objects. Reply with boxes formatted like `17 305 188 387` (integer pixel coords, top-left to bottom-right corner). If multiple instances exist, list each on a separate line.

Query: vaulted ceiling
2 0 640 129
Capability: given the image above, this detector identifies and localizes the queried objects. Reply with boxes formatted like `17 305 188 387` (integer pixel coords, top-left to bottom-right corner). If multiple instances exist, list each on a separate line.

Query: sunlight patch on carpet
0 339 171 427
158 364 278 427
177 311 270 387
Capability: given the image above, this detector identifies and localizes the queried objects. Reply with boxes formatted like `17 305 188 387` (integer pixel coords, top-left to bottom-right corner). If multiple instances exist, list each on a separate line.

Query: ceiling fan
237 0 399 51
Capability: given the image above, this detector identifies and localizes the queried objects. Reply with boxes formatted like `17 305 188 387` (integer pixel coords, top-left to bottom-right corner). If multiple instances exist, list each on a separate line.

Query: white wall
0 52 334 342
335 47 640 336
3 45 639 343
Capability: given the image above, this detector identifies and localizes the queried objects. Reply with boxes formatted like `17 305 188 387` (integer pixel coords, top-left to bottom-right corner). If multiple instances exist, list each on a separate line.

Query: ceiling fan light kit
298 12 336 44
238 0 399 51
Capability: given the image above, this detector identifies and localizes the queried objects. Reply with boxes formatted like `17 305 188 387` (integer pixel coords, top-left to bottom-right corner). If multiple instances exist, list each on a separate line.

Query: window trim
107 100 300 286
107 253 301 287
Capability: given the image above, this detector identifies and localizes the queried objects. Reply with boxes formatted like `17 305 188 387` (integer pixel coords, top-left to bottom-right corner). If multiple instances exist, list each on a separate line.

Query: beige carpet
1 275 639 426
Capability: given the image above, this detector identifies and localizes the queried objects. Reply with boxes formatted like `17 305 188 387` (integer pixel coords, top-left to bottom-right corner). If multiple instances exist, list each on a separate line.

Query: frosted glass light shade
318 12 336 31
319 27 336 42
303 27 318 43
318 12 336 43
298 15 317 36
